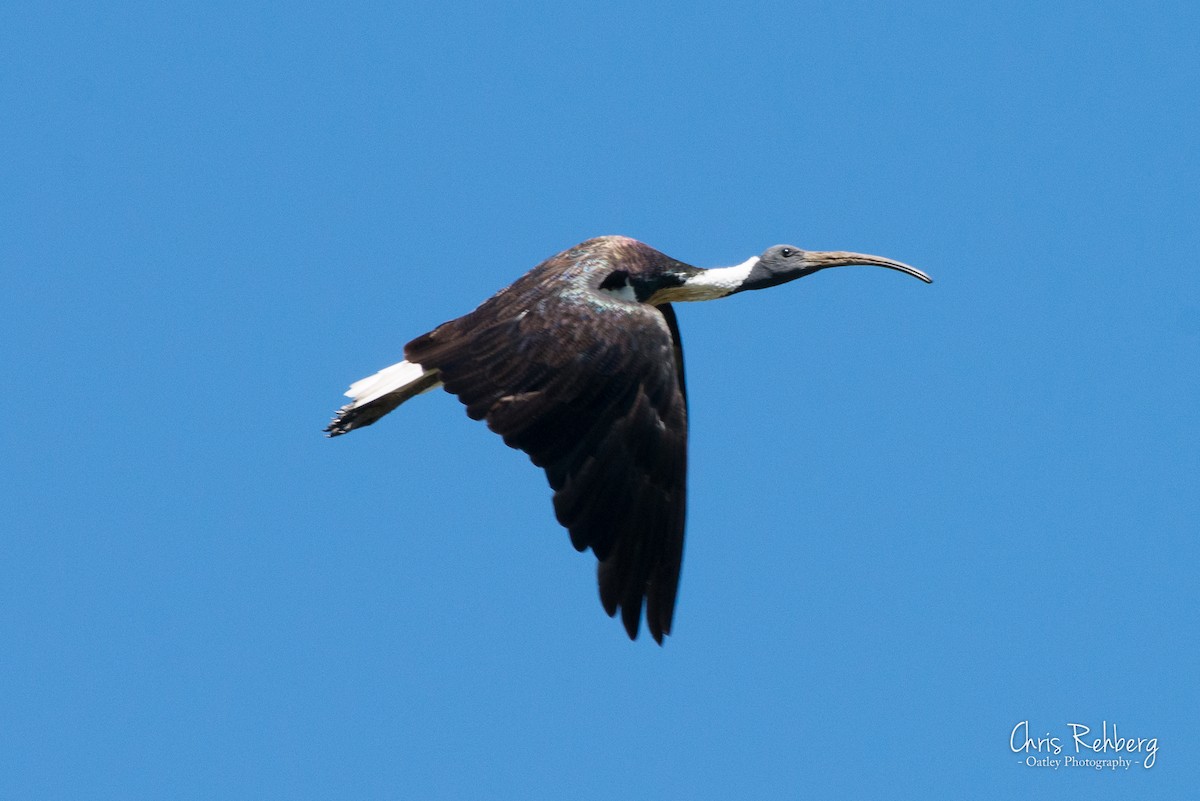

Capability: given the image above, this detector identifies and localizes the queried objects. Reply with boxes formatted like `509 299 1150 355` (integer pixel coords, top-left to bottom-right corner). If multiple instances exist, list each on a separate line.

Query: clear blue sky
3 1 1197 798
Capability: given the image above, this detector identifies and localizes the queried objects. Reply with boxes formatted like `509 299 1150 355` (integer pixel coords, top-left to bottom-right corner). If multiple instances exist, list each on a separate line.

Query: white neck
655 256 759 302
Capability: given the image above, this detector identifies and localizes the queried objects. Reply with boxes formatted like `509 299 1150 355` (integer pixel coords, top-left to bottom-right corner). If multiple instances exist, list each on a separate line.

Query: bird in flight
326 236 930 643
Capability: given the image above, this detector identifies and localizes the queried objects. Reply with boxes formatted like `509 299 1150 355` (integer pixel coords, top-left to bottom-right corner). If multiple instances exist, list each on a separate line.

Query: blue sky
3 1 1197 798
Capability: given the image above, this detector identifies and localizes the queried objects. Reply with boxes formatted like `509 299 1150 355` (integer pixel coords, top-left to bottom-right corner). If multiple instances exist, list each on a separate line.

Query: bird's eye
780 248 794 258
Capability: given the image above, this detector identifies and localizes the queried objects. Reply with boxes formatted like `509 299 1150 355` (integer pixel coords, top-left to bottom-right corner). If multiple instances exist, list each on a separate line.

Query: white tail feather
345 359 439 408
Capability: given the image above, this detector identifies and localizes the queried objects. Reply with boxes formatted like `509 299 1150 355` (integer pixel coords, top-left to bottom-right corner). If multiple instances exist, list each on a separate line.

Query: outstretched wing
405 279 688 643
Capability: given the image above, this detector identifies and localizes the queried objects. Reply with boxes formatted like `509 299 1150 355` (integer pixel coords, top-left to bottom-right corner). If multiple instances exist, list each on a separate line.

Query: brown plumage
327 234 930 643
330 237 693 642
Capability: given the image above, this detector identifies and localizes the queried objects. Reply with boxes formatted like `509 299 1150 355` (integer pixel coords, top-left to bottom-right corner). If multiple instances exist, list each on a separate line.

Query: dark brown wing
405 284 688 643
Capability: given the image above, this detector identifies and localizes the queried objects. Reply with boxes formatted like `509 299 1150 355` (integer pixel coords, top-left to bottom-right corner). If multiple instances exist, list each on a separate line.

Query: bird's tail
325 359 442 436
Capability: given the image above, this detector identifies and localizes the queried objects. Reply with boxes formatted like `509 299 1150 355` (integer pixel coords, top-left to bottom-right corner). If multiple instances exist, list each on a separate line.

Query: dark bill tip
807 251 932 284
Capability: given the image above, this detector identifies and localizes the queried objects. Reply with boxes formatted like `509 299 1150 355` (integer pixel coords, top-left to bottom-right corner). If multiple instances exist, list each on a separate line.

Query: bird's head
644 243 931 303
736 245 932 293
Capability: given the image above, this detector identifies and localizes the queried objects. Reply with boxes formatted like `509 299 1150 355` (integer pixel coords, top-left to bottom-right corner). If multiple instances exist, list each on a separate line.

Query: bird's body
327 236 930 643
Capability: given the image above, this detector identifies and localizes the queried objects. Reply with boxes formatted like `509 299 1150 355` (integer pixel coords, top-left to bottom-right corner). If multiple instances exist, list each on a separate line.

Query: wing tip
600 578 672 645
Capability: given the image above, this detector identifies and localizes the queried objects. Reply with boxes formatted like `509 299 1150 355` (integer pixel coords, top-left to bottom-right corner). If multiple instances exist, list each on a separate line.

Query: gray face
738 244 810 292
758 244 805 272
737 243 932 293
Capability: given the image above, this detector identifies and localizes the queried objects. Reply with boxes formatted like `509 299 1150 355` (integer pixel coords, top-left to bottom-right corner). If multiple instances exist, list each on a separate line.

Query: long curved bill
807 251 933 284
